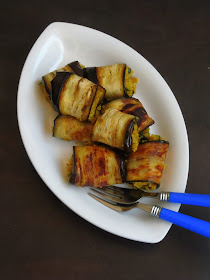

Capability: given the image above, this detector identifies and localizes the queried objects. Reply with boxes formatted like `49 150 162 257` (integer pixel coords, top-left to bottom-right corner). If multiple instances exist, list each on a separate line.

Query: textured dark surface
0 1 210 279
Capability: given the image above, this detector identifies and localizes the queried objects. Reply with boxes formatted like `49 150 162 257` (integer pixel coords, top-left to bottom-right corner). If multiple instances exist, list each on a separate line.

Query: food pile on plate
40 61 169 191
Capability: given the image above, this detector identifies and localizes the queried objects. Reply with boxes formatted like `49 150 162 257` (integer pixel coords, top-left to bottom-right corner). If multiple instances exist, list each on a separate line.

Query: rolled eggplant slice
92 108 139 153
101 97 154 133
84 64 138 100
51 72 106 121
53 115 94 142
42 61 84 96
69 145 126 187
126 141 169 191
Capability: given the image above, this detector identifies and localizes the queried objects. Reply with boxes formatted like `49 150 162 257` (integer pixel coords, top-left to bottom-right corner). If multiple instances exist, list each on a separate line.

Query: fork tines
90 187 124 204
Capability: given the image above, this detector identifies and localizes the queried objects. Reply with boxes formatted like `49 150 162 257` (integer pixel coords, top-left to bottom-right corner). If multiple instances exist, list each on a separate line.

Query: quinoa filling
131 124 139 152
131 182 158 191
124 67 138 97
139 127 165 143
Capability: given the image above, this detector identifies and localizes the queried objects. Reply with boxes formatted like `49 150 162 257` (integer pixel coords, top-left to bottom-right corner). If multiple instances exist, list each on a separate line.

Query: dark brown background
1 0 210 279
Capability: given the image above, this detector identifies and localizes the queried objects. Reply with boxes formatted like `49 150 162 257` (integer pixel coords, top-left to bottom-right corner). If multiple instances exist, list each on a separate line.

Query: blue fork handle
159 208 210 238
168 192 210 207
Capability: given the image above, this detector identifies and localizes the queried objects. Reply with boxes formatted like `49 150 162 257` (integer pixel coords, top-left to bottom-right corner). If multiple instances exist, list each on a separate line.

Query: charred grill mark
155 164 164 172
131 107 147 121
93 146 105 181
84 153 93 173
83 153 94 184
71 131 86 140
81 98 91 113
88 153 93 162
120 97 139 104
84 162 90 173
123 105 147 123
98 158 106 176
122 103 135 110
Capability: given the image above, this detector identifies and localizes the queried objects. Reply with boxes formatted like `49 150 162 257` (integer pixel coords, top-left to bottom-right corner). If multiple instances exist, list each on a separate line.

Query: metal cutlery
89 189 210 238
90 185 210 207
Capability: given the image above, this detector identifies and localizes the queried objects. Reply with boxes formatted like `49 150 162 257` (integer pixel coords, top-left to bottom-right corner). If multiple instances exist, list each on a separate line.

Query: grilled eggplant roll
92 108 139 153
69 145 126 187
126 141 169 191
42 61 84 97
83 64 138 100
51 72 106 122
53 115 94 142
101 97 154 133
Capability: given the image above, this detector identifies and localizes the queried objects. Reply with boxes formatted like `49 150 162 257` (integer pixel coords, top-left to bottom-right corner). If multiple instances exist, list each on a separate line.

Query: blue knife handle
159 208 210 238
168 192 210 207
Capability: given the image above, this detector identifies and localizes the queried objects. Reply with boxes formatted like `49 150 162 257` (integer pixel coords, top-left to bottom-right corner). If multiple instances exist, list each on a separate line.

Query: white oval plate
17 22 189 243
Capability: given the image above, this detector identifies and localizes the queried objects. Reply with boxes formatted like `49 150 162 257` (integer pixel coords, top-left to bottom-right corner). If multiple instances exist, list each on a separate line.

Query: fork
90 185 210 207
89 192 210 238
